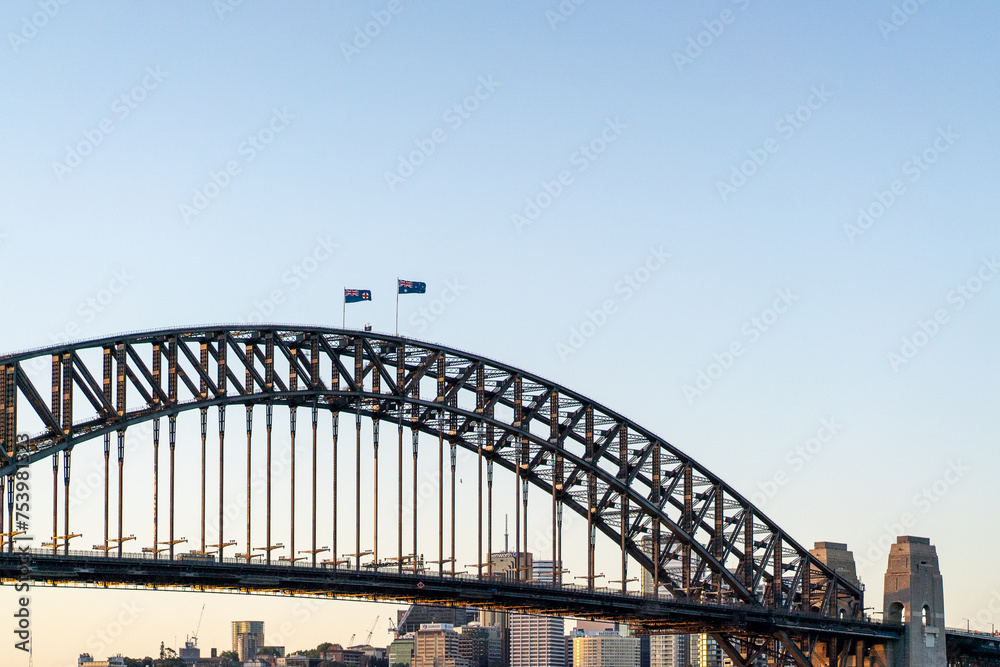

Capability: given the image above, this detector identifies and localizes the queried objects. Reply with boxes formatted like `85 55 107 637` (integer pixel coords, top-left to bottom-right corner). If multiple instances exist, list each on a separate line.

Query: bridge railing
13 547 900 629
946 628 1000 638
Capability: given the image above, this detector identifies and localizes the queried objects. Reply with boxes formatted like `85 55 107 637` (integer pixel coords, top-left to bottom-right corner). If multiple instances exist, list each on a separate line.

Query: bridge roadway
945 629 1000 663
1 549 901 640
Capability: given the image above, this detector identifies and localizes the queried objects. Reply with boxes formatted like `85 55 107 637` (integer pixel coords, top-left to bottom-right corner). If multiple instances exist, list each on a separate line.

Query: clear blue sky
1 1 999 664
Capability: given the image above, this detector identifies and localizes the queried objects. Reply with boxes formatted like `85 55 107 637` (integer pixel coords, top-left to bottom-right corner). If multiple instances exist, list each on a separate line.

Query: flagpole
395 278 399 335
342 291 346 329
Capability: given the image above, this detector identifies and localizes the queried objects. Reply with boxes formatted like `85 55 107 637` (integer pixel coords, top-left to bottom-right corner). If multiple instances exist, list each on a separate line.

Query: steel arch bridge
0 325 898 667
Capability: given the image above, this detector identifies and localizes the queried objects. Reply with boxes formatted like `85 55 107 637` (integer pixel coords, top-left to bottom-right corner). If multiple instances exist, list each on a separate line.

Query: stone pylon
883 536 947 667
810 542 865 667
811 541 861 614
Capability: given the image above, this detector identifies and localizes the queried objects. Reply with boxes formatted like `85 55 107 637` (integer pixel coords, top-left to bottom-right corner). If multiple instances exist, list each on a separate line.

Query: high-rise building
649 635 691 667
694 634 729 667
573 631 641 667
640 535 685 599
490 552 533 581
399 605 477 635
460 624 504 667
390 635 416 667
575 621 616 633
413 623 469 667
232 621 265 662
532 559 561 585
481 549 534 664
692 635 766 667
510 614 565 667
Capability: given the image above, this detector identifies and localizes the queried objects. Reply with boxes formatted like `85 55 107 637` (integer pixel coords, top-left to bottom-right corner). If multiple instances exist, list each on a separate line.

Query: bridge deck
947 629 1000 661
1 549 901 640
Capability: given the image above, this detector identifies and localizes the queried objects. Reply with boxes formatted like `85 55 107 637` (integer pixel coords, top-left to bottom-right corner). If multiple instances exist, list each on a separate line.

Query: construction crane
364 615 380 645
348 633 356 646
190 604 206 647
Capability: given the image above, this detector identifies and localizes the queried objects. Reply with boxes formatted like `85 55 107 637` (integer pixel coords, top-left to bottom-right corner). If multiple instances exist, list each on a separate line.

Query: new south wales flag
344 288 372 303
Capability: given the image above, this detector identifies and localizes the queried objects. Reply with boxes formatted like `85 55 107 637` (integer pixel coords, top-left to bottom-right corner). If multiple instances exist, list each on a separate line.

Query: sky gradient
1 2 999 664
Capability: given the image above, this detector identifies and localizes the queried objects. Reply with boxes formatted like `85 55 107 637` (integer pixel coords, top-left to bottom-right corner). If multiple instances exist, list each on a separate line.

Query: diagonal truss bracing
0 325 863 622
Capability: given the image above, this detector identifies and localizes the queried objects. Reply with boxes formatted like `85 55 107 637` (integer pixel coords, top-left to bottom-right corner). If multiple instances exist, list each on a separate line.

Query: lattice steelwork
0 325 882 667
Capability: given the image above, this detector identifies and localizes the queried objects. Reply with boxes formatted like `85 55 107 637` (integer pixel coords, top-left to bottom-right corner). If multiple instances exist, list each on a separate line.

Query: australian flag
397 280 426 294
344 288 372 303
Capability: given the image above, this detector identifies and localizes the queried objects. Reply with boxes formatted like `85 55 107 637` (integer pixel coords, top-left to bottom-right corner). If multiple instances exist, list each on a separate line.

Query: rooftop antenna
504 514 509 552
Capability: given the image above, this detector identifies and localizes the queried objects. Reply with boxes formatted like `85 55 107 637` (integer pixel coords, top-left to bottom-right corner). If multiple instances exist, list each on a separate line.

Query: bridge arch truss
0 325 863 635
